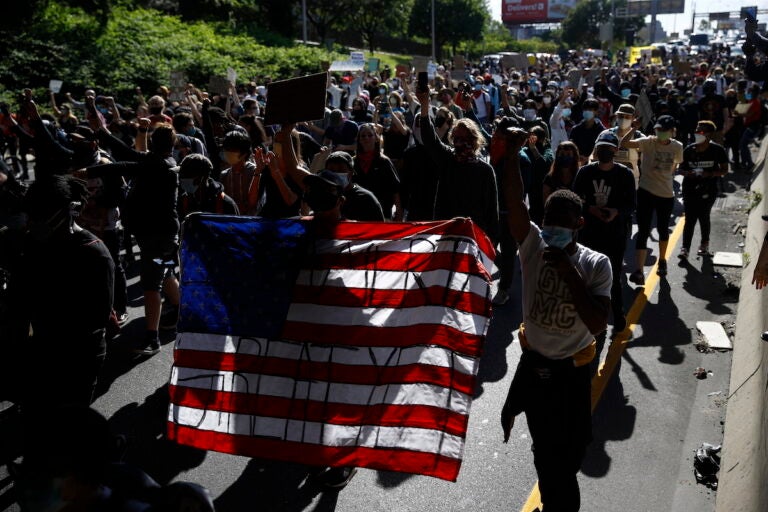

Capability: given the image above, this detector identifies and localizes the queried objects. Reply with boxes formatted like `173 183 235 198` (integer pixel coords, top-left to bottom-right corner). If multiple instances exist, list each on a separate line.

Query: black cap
654 115 676 130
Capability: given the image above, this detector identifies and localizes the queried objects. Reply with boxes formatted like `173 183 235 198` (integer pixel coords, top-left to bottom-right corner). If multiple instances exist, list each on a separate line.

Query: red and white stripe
168 219 496 481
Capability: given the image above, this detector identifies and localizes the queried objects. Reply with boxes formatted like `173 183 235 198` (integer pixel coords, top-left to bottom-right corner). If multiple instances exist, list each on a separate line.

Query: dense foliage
0 4 341 106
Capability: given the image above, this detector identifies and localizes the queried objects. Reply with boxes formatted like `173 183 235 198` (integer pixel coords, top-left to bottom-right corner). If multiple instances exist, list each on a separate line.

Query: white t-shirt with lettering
518 222 613 360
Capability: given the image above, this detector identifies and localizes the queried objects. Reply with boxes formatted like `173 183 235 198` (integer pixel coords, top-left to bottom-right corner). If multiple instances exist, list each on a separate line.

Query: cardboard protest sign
395 64 410 78
635 90 653 129
263 72 328 126
412 56 430 73
453 55 465 72
49 80 63 94
227 67 238 85
501 53 529 72
329 60 365 72
366 58 380 72
169 71 187 102
208 76 231 96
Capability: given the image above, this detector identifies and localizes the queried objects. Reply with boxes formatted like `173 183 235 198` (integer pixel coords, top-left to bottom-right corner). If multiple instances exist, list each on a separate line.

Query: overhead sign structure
625 0 684 16
708 12 730 21
501 0 577 24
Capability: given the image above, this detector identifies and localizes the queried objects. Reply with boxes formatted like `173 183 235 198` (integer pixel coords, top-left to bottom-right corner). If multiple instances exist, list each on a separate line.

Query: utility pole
302 0 307 43
431 0 436 61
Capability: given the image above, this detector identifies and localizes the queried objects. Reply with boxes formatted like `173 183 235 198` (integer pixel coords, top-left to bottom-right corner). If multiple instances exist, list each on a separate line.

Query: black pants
635 188 674 251
101 229 128 314
682 191 716 251
582 235 627 321
505 350 592 511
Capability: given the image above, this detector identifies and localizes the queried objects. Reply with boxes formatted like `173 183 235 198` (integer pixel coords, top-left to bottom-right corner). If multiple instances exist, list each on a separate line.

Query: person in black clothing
352 123 402 220
680 91 701 147
744 16 768 82
78 110 180 356
698 79 728 145
323 151 384 221
178 154 239 219
6 175 114 418
417 91 499 244
572 131 636 334
400 111 454 221
678 121 729 259
569 98 606 166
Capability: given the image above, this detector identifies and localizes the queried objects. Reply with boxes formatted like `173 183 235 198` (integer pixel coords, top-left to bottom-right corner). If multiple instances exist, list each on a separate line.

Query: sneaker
133 340 160 356
314 466 357 489
492 289 510 305
628 270 645 286
697 244 711 256
762 331 768 342
117 311 130 326
656 260 667 276
159 305 179 331
678 248 689 260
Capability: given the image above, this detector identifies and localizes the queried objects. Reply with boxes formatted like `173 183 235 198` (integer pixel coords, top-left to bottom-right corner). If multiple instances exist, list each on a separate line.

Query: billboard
502 0 576 24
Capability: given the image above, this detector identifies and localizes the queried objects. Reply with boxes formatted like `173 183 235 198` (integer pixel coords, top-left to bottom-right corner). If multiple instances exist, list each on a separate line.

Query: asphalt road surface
0 162 755 512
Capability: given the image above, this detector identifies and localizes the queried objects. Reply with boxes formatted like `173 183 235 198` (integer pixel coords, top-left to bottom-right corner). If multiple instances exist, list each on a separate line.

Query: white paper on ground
696 321 733 350
712 252 743 267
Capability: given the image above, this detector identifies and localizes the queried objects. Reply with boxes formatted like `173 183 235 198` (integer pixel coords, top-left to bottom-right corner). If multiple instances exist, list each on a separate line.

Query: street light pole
431 0 436 61
302 0 307 43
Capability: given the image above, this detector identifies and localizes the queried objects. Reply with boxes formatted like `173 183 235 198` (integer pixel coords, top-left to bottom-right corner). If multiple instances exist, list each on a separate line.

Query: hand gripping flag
167 214 496 481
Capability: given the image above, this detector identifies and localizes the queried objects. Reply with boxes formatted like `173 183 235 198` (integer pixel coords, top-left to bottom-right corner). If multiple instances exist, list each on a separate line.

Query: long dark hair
548 141 580 186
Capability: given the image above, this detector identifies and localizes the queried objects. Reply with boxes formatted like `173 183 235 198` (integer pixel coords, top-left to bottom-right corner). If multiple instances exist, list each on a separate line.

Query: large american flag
167 214 496 481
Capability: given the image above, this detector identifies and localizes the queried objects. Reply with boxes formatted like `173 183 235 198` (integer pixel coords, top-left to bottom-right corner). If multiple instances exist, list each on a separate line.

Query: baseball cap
325 151 354 171
616 104 635 116
304 170 346 194
654 115 676 130
594 131 619 148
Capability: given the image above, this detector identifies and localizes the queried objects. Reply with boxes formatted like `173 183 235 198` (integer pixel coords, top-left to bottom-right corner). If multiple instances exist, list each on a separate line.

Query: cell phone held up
417 72 429 94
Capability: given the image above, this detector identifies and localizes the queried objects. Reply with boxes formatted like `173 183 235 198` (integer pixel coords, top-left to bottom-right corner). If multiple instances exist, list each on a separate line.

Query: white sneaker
492 289 510 305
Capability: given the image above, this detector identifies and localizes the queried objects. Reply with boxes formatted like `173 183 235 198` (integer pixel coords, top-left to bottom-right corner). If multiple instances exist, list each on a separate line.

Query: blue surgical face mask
541 225 574 249
180 178 199 195
561 108 571 118
582 110 595 121
330 172 350 188
745 93 753 101
621 88 631 98
474 84 482 91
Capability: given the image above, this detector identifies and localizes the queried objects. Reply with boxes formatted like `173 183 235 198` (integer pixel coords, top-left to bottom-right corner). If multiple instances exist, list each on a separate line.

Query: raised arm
501 127 532 243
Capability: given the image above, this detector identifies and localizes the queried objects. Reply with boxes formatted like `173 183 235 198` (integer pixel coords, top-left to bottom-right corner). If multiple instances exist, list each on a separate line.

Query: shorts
137 235 179 292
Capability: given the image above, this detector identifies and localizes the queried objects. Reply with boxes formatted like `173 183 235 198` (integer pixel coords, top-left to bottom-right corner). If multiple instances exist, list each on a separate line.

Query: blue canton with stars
178 214 309 338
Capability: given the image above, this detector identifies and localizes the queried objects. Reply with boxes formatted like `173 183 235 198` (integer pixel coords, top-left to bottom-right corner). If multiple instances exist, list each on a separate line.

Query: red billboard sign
502 0 576 24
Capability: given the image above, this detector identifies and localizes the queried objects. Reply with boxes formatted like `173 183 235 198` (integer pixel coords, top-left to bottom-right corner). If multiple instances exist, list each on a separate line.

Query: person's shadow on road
215 458 339 512
108 383 207 485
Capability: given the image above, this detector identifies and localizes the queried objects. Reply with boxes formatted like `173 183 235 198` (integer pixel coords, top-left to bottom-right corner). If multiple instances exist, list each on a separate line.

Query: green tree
349 0 412 54
561 0 642 48
306 0 354 45
408 0 488 59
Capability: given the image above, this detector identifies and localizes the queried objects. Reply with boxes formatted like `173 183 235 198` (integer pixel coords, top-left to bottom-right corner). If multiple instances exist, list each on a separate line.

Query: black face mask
595 147 614 164
305 190 339 213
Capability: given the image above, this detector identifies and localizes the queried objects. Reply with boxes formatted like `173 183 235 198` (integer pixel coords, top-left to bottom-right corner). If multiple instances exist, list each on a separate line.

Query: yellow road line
520 218 687 512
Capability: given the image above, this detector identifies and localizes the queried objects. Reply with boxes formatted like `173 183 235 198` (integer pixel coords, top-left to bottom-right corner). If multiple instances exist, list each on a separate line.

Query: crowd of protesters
1 16 768 510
